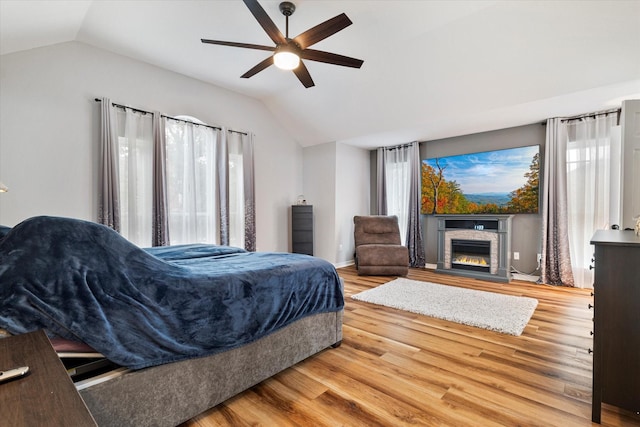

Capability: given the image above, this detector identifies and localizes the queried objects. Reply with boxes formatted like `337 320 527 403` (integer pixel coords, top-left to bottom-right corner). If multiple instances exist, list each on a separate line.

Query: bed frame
78 310 343 427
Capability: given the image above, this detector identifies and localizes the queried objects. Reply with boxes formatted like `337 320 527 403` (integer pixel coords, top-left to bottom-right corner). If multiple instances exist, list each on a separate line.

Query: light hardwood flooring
182 266 640 426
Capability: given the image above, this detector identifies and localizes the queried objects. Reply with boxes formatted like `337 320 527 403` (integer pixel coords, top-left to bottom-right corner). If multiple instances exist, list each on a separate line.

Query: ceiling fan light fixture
201 0 362 87
273 45 300 70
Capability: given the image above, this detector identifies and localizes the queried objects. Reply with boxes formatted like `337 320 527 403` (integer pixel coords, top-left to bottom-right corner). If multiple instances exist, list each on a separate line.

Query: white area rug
351 278 538 336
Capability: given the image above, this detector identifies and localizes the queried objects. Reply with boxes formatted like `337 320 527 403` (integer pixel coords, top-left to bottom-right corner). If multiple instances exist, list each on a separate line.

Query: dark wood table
0 330 97 426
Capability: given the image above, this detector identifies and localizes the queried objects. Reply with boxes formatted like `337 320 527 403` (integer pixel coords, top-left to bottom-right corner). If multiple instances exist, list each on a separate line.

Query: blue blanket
0 216 343 369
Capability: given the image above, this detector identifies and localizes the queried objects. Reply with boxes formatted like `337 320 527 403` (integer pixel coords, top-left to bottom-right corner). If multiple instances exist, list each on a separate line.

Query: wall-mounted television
421 145 540 215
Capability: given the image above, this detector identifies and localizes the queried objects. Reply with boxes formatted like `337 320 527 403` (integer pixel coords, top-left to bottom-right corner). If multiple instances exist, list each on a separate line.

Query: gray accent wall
421 124 545 274
372 123 545 274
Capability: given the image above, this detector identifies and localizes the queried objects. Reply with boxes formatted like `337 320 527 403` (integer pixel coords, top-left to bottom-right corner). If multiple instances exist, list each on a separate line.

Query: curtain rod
556 107 621 123
383 141 417 151
94 98 248 135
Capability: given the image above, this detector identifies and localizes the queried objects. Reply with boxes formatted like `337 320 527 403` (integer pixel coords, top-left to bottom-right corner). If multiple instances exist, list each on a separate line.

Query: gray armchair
353 215 409 276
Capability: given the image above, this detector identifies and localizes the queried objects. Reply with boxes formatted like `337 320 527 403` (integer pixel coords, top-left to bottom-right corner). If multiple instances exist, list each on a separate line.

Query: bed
0 216 344 426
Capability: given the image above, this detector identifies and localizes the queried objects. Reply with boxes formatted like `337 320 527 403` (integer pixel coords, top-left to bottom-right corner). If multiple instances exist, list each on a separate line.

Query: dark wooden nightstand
0 330 97 426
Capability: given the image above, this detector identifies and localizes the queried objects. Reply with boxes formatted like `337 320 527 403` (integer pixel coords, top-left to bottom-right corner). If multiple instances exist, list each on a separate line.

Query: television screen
421 145 540 215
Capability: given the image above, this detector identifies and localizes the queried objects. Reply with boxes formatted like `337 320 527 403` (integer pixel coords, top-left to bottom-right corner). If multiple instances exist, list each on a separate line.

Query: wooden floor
183 266 640 427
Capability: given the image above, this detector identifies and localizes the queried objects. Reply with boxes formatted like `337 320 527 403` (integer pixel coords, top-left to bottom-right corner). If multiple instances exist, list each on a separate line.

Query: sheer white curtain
383 146 410 245
566 112 620 288
116 108 154 247
226 131 245 248
165 118 220 245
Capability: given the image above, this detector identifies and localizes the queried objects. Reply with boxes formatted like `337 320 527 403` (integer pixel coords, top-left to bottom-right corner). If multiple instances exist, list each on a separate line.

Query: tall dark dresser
292 205 313 255
590 229 640 423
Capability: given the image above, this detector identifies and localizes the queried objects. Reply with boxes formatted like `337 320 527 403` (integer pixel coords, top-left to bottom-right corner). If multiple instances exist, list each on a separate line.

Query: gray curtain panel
406 142 426 268
152 112 169 246
376 147 387 215
98 97 121 232
219 130 255 250
217 130 229 246
242 133 256 252
540 118 574 286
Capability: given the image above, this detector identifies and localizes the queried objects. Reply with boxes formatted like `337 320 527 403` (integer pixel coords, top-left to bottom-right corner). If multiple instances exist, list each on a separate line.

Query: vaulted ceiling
1 0 639 148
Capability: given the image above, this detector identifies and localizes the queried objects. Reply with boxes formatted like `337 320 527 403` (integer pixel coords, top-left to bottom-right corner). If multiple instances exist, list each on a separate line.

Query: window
112 109 250 248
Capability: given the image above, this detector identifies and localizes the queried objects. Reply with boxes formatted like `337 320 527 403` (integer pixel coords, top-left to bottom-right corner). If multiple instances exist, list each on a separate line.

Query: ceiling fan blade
293 13 352 49
241 56 274 79
301 49 364 68
201 39 275 52
293 61 315 88
242 0 286 45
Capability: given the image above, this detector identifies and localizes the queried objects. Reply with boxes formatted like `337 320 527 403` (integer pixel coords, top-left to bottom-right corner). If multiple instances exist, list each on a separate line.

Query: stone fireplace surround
435 214 513 282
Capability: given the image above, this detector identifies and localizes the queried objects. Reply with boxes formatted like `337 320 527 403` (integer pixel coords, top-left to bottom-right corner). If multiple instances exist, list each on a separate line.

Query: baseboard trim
331 262 542 284
512 273 540 282
334 260 355 269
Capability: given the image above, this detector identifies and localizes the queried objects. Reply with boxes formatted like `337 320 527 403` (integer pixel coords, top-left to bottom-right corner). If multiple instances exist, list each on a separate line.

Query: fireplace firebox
451 239 491 272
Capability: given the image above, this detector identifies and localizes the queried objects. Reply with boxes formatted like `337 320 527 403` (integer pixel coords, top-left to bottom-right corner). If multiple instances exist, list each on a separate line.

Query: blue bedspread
0 216 343 369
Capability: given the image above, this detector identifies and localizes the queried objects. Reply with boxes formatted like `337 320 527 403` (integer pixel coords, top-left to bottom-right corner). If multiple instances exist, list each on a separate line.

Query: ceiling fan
201 0 364 88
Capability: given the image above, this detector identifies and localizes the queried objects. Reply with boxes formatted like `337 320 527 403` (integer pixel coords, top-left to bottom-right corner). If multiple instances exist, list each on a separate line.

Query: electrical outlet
513 251 520 260
537 253 542 263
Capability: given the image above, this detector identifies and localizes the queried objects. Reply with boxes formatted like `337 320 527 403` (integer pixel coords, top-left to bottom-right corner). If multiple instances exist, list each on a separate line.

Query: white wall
335 143 370 266
621 99 640 229
303 142 370 265
302 143 336 262
0 41 302 252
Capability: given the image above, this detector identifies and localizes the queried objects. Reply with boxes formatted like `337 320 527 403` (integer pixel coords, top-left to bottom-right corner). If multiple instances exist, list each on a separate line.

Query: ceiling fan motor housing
279 2 296 17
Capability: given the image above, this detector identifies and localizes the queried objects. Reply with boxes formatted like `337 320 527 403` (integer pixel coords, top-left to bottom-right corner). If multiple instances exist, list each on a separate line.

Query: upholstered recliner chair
353 215 409 276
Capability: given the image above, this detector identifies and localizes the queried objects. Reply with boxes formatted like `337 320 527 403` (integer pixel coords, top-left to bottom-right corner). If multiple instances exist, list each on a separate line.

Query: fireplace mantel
435 214 513 282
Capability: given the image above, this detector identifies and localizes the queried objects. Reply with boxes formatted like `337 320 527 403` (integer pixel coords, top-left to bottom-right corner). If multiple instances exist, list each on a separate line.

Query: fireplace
451 239 491 272
435 215 513 282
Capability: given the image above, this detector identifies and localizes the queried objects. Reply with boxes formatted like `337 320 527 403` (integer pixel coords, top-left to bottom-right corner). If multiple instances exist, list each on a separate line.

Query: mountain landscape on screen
422 145 540 215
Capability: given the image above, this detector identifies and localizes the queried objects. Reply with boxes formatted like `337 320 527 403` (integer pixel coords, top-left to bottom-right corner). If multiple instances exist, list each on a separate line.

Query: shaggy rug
351 278 538 336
